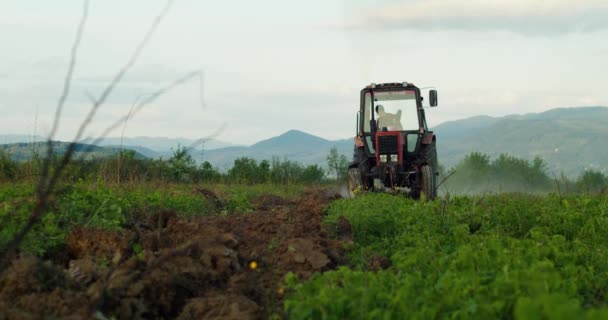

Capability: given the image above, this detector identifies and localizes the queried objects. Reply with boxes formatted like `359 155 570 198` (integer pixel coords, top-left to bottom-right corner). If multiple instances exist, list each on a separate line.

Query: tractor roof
366 82 417 89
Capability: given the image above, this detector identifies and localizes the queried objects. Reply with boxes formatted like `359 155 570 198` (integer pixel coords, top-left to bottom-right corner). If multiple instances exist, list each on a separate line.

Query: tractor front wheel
347 167 363 198
419 165 436 200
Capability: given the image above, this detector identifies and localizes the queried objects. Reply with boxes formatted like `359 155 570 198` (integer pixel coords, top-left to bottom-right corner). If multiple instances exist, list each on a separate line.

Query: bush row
0 147 330 185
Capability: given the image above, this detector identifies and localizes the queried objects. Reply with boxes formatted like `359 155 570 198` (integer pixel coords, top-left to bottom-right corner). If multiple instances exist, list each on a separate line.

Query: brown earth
0 189 345 320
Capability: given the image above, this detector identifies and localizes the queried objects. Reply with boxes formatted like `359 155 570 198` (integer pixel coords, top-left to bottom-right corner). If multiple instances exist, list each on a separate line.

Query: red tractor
348 82 439 199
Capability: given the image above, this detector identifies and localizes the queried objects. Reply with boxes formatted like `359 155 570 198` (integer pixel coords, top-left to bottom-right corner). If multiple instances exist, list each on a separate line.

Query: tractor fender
422 133 435 145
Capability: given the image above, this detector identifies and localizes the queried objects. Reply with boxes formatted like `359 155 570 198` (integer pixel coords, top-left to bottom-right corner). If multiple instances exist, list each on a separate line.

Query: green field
285 193 608 319
2 180 608 319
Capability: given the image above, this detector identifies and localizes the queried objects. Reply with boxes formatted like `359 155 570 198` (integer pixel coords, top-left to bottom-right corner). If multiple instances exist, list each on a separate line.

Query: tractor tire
347 167 363 198
420 165 436 200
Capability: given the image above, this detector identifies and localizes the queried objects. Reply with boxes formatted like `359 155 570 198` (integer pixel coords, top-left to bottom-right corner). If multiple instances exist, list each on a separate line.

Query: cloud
351 0 608 35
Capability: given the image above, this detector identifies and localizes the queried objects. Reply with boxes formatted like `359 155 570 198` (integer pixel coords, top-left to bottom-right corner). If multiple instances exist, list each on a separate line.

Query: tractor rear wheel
420 165 436 200
347 167 362 198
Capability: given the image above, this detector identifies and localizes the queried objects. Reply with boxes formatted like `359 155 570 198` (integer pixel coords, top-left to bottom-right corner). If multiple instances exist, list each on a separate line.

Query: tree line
2 146 604 193
442 152 607 195
0 146 351 185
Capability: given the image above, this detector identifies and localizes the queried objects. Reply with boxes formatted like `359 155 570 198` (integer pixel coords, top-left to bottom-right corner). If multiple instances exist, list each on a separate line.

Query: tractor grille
377 135 399 154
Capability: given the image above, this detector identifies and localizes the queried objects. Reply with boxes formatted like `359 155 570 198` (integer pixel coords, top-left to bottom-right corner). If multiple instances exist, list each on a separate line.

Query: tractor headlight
390 154 398 162
380 155 387 163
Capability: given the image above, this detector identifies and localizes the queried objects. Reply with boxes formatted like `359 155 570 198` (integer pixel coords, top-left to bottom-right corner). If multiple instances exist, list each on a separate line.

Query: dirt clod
369 253 391 271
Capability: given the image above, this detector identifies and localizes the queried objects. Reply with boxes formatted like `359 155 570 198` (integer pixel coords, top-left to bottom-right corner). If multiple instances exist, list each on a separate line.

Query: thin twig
71 0 175 150
37 0 90 197
42 0 178 187
0 0 176 273
186 122 228 152
76 70 202 158
117 94 141 184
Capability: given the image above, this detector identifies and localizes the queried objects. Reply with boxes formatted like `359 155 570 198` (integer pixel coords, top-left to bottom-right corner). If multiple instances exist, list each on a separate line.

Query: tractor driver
376 105 403 130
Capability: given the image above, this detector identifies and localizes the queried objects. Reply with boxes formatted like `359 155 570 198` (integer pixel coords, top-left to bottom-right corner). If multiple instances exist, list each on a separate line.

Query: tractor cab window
364 90 419 132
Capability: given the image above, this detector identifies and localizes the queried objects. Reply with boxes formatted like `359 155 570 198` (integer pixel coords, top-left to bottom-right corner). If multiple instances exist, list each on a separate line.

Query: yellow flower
249 261 258 270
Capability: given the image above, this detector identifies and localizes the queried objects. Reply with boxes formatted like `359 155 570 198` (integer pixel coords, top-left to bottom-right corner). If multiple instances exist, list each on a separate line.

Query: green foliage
577 169 607 194
168 145 197 183
224 190 252 214
198 161 222 182
445 152 555 194
228 157 270 184
299 164 325 184
0 183 212 256
0 181 308 257
326 147 349 180
286 193 608 319
0 150 18 181
227 156 326 185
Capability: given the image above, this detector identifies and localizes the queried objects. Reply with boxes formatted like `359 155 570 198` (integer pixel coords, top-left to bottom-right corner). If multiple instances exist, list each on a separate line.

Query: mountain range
1 106 606 176
0 141 148 161
195 131 352 170
196 106 608 175
436 106 608 175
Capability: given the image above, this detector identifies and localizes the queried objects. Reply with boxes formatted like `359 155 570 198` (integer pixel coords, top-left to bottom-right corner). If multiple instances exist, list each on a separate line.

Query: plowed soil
0 189 346 320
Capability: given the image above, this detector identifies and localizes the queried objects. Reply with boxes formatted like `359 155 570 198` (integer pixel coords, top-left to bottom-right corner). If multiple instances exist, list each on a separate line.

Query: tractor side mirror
429 90 438 107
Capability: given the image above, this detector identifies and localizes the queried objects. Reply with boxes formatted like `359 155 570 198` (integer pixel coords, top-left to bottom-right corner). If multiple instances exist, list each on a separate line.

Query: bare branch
119 94 142 151
76 70 201 158
71 0 175 147
84 90 97 105
0 0 177 272
44 0 177 183
37 0 89 195
48 0 90 141
186 122 227 152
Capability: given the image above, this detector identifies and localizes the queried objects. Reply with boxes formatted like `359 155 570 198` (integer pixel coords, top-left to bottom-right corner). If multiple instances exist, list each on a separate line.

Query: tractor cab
349 82 439 199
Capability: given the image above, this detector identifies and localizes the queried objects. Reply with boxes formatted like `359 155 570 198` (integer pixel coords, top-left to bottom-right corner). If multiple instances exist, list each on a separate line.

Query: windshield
363 90 419 132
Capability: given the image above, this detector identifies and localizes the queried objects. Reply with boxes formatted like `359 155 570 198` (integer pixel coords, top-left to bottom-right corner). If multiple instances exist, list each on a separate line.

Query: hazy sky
1 0 607 144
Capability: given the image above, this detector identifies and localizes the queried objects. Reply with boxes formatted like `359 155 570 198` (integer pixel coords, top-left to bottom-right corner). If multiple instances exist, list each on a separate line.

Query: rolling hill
199 106 608 175
2 106 606 176
198 130 352 170
434 106 608 175
0 141 147 161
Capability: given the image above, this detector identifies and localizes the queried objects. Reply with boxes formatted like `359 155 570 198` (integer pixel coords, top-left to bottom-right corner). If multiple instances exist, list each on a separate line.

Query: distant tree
529 156 551 188
269 156 303 185
229 157 268 184
326 147 349 180
577 170 607 194
446 152 552 193
492 154 551 191
448 152 492 192
259 160 271 182
461 152 491 176
168 145 196 182
0 150 18 180
299 164 325 184
198 161 221 182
